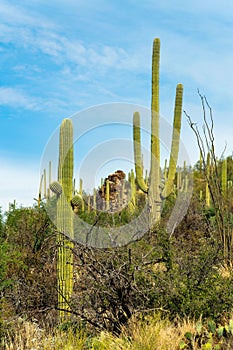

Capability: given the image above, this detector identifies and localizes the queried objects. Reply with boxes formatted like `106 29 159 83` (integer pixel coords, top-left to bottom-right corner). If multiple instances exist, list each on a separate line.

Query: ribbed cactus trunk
57 118 74 322
133 38 183 228
149 38 161 223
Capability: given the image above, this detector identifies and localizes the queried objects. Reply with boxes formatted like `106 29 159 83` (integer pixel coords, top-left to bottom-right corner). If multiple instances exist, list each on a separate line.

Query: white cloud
0 87 42 111
0 158 40 213
0 86 76 114
0 3 144 72
0 0 55 30
143 0 233 17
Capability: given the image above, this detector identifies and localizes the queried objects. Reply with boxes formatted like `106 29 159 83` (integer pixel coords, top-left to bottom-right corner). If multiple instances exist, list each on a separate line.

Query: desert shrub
2 205 57 326
67 208 233 333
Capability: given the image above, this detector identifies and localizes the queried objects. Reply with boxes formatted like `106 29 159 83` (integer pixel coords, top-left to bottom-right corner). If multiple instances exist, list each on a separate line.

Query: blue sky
0 0 233 211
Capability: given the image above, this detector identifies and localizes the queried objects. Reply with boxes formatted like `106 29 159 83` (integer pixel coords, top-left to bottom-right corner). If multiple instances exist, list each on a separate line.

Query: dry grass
217 263 233 279
1 318 87 350
80 315 199 350
2 314 232 350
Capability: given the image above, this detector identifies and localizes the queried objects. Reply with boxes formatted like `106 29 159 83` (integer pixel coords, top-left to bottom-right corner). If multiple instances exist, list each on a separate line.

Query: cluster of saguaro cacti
198 152 232 208
50 119 74 322
35 161 52 208
133 38 183 225
45 38 184 316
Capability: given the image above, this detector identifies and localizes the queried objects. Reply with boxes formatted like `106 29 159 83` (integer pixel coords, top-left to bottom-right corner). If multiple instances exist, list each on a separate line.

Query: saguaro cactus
133 38 183 225
56 118 74 322
105 179 110 211
205 152 211 208
221 158 227 195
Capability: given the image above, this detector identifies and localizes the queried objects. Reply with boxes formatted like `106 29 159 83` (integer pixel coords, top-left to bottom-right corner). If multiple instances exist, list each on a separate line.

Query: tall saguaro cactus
56 118 74 322
133 38 183 225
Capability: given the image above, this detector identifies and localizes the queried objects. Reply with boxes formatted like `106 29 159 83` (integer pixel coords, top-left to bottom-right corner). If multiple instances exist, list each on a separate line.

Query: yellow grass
91 315 197 350
1 318 87 350
2 314 230 350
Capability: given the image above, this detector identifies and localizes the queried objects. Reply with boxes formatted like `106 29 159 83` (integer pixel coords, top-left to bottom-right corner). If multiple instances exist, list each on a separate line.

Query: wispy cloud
0 5 143 72
0 0 55 30
0 87 42 111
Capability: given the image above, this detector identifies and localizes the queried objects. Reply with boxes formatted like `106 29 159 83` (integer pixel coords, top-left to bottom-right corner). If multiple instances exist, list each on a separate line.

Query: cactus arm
133 112 148 193
162 83 183 198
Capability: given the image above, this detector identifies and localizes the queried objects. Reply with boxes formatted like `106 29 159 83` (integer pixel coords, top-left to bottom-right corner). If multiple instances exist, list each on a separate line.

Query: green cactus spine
133 38 183 226
56 118 74 322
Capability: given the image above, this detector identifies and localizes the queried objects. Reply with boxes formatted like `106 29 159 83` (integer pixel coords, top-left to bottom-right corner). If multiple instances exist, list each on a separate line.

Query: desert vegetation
1 38 233 349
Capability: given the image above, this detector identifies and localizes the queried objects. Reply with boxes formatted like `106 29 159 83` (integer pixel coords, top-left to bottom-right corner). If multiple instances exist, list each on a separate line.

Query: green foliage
180 318 233 349
2 205 56 325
